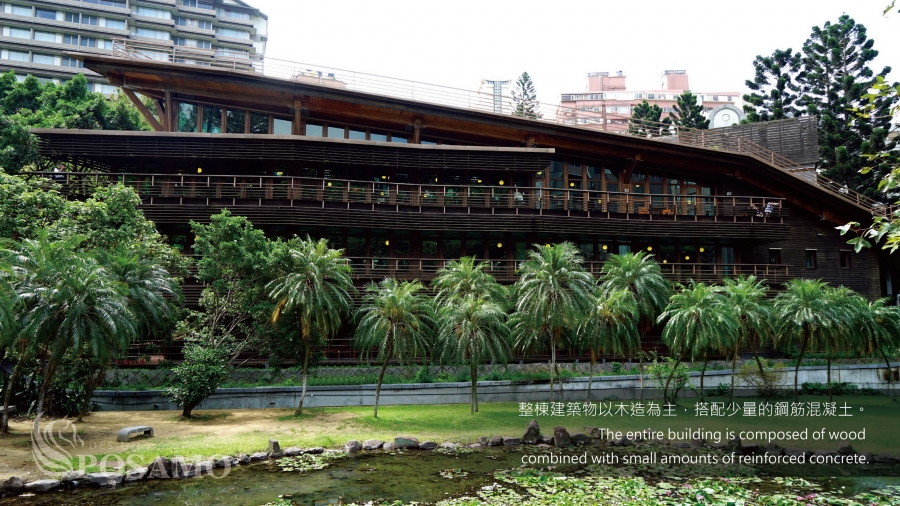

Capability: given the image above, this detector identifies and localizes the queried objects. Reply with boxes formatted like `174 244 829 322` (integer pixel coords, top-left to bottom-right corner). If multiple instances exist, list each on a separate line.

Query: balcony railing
35 172 790 222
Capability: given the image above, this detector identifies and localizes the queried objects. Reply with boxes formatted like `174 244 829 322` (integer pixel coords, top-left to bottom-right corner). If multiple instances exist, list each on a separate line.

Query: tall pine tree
742 49 803 122
511 72 542 119
669 91 709 129
629 100 670 137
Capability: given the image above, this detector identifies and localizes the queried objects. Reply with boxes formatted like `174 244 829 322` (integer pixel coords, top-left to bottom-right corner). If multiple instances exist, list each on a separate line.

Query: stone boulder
874 454 897 463
859 452 874 464
250 451 268 461
523 419 541 444
588 427 605 439
148 456 174 479
306 447 325 454
60 470 85 482
24 480 60 492
85 472 124 487
124 467 149 482
283 447 303 457
0 476 24 496
236 454 251 464
671 441 691 449
172 458 197 478
383 442 396 451
215 456 238 468
610 436 632 447
837 441 856 455
344 440 362 452
571 433 590 445
467 443 482 449
741 444 760 455
479 436 489 445
395 437 419 449
814 450 839 458
763 443 784 456
503 436 522 446
553 426 571 447
725 437 741 454
690 439 705 448
439 442 460 450
488 436 503 447
708 442 728 450
539 435 554 445
362 439 384 451
418 441 437 450
784 447 812 459
268 440 282 457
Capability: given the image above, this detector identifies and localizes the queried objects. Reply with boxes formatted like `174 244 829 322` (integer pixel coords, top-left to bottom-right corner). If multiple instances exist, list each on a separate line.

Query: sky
249 0 900 105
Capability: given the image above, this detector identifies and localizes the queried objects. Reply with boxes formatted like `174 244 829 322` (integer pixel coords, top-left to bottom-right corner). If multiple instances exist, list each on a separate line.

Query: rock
671 441 691 449
362 439 384 450
215 457 237 468
250 451 268 461
523 419 541 444
860 452 874 464
197 460 214 474
874 454 897 463
439 442 460 450
837 441 856 456
764 443 784 456
61 470 85 482
690 439 705 448
553 426 571 447
536 443 552 448
24 480 60 492
588 427 605 439
487 436 503 447
306 447 324 454
467 443 482 449
614 436 631 447
418 441 437 450
124 467 149 482
725 437 741 454
148 456 174 479
539 435 554 445
784 447 812 459
742 444 760 455
172 458 197 478
383 442 396 451
283 447 303 457
236 453 251 464
709 442 728 450
570 433 590 445
268 440 281 456
0 476 25 495
394 437 419 449
814 450 839 457
503 436 522 446
344 440 362 452
85 472 124 487
479 436 489 445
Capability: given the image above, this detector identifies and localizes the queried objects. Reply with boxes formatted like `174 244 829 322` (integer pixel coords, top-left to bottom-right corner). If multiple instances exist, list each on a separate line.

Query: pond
7 446 900 506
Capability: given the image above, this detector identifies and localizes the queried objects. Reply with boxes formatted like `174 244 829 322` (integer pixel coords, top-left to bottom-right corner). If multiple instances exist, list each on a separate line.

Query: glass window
304 122 323 137
65 12 80 23
105 18 126 29
201 105 222 133
33 31 56 42
805 250 817 270
326 125 344 139
83 15 98 25
273 118 292 135
134 28 170 40
370 132 387 142
840 251 851 270
63 34 77 45
6 27 30 39
390 135 407 143
5 50 28 62
217 27 250 39
604 167 618 181
768 249 781 265
32 53 55 65
348 129 365 140
81 37 97 47
35 8 56 19
226 109 245 133
61 56 82 68
136 7 172 19
177 102 198 132
249 112 268 134
549 161 564 179
8 4 31 16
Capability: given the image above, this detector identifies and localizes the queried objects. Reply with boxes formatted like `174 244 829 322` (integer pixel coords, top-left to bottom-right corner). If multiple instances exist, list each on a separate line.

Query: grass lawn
2 395 897 478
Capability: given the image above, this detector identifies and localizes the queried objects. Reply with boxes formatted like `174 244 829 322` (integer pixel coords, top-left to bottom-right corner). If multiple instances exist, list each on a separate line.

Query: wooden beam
622 158 639 184
526 134 536 147
121 88 164 132
165 90 175 133
154 99 167 131
292 98 302 136
411 118 422 144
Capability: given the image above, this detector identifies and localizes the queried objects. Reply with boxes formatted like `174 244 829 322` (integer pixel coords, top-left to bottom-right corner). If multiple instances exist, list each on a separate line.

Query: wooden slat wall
682 117 819 167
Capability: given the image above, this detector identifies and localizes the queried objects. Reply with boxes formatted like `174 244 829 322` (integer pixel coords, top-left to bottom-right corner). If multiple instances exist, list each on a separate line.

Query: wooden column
526 134 536 147
121 88 164 131
164 90 174 132
411 118 422 144
292 98 303 136
155 99 167 131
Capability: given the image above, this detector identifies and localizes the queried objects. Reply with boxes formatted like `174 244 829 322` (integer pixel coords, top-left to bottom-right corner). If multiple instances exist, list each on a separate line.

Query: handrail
33 172 790 221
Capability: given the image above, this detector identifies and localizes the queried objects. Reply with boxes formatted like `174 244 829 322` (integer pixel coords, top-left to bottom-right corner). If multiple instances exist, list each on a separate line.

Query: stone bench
117 426 154 443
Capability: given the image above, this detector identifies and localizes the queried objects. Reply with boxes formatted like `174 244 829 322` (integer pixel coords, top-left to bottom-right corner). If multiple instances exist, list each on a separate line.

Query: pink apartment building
558 70 744 132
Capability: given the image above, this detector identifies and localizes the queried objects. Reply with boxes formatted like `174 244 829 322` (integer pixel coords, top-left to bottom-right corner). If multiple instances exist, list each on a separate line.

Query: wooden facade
28 53 900 363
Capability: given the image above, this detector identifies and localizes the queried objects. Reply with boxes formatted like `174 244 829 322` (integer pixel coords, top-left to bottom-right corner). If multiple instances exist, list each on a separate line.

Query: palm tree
721 276 774 404
436 295 509 414
577 288 639 400
268 238 354 416
600 252 671 401
657 282 738 403
510 243 595 400
432 256 507 307
0 267 20 433
855 298 900 396
354 278 434 418
774 279 834 402
75 249 180 421
821 287 861 401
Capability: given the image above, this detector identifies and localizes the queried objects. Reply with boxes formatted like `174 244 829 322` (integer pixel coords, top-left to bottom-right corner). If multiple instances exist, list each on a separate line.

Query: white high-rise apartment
0 0 267 94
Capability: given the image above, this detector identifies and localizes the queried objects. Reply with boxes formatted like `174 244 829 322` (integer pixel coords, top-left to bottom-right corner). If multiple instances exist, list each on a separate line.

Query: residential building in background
0 0 267 93
477 78 511 114
558 70 744 132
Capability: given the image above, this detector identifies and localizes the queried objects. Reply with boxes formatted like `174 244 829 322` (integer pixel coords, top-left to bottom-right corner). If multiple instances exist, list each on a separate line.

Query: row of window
1 27 116 49
769 249 853 270
563 92 738 103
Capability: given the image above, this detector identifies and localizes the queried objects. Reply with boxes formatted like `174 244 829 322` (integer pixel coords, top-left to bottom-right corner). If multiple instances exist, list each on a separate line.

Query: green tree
657 282 738 403
576 288 638 400
436 295 509 414
0 173 65 239
669 91 710 129
721 276 774 404
855 297 900 395
820 287 862 401
600 252 671 401
354 278 434 418
432 256 507 308
166 343 229 418
774 279 835 401
511 72 542 119
268 238 354 416
628 100 671 137
510 243 595 400
742 49 803 122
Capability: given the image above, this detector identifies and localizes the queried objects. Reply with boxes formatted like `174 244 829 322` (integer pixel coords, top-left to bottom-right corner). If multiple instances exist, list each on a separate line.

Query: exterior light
685 255 690 261
569 182 575 187
380 192 385 196
537 171 543 176
477 179 482 183
435 177 438 182
497 243 503 248
197 168 202 173
602 245 608 251
381 175 387 179
647 246 653 251
327 182 332 187
499 180 505 185
663 259 668 264
597 199 602 204
699 247 705 253
546 244 550 248
385 240 390 246
423 193 429 198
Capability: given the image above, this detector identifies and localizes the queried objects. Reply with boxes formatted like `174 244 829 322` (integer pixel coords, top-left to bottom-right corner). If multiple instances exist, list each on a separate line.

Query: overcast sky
250 0 900 104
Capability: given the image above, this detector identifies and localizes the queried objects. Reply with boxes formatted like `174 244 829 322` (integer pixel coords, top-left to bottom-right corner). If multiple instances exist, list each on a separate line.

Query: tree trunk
699 354 709 403
663 356 683 404
181 400 200 418
730 336 742 406
880 347 894 397
549 344 556 402
1 353 28 434
470 361 477 415
295 338 310 416
33 359 59 435
373 343 392 419
827 355 832 402
638 350 645 403
76 367 106 423
587 350 596 402
794 331 809 403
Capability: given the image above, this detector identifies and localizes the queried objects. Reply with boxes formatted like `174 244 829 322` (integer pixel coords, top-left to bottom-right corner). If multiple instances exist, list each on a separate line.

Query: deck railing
35 172 790 221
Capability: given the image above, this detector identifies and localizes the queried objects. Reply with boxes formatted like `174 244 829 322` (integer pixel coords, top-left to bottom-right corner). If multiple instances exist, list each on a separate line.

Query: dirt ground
0 409 354 481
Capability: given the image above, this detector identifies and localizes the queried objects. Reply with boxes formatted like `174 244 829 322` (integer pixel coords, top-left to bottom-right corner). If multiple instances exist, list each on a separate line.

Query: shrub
801 382 858 396
166 344 229 418
414 365 434 384
739 361 787 400
647 358 690 401
706 382 732 398
611 362 624 375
